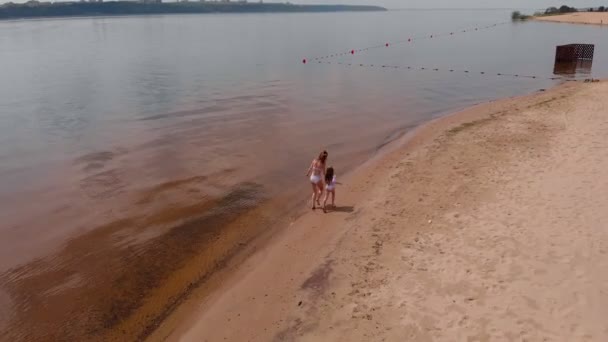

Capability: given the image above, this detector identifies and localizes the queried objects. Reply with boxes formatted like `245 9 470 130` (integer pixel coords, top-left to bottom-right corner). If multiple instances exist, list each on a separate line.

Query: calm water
1 10 607 340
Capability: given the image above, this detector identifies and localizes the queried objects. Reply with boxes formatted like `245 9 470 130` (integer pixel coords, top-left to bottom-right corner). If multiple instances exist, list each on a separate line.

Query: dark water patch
139 93 282 122
301 259 334 297
73 149 129 173
0 182 265 341
136 175 209 205
135 168 237 205
74 151 116 165
79 168 127 200
140 104 227 121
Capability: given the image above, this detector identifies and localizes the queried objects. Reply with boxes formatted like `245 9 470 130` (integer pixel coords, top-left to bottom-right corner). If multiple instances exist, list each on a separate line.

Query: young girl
323 167 338 212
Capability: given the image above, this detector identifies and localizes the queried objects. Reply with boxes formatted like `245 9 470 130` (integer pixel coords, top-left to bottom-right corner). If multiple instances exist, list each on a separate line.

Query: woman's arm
305 160 314 176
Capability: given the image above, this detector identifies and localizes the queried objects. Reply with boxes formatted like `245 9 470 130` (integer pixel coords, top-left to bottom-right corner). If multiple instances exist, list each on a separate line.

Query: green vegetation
511 11 531 21
533 4 608 17
0 1 386 20
537 5 577 16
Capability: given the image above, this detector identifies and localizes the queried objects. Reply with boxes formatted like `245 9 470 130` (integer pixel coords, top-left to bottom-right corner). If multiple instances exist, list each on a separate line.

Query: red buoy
303 59 307 64
385 43 389 47
408 38 411 42
351 50 355 54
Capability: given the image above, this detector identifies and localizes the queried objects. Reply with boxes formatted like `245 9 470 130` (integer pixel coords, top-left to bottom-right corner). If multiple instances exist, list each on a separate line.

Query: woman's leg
311 183 317 209
316 182 324 205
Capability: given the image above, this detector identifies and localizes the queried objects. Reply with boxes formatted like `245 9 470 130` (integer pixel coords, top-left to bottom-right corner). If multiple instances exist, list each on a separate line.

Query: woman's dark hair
325 167 334 184
318 150 328 163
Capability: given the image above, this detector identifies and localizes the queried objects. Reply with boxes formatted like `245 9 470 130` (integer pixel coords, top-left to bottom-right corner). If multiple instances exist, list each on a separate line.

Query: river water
0 9 606 340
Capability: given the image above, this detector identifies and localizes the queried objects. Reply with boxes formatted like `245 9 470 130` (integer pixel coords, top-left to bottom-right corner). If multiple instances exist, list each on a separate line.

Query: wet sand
163 80 608 341
535 12 608 26
0 93 390 340
0 180 280 341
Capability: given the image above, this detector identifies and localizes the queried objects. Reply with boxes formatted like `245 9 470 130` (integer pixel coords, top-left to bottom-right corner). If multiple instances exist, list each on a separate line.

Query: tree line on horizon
0 1 386 19
512 5 608 21
542 5 608 15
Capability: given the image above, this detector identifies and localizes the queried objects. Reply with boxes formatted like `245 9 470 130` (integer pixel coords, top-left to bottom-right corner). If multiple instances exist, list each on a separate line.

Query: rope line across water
311 60 592 82
302 22 510 64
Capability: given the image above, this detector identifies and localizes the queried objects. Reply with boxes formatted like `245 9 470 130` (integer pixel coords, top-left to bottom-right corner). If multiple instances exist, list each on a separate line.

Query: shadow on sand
324 205 355 213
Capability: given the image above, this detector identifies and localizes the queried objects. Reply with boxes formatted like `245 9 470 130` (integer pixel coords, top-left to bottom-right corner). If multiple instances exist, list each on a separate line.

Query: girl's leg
310 183 317 209
331 191 335 206
323 189 329 209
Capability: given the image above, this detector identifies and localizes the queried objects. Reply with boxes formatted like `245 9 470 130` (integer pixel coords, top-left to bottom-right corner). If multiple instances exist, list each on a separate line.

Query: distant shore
0 2 386 20
154 80 608 341
535 12 608 25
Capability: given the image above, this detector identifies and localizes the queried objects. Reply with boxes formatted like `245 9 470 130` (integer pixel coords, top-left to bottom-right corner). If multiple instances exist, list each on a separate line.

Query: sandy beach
535 12 608 25
151 80 608 341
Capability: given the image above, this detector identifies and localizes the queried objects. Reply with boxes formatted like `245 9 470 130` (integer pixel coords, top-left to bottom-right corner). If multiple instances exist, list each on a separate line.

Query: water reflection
553 60 593 77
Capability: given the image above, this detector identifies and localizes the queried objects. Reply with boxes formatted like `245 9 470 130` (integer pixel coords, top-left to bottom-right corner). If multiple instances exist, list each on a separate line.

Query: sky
2 0 608 9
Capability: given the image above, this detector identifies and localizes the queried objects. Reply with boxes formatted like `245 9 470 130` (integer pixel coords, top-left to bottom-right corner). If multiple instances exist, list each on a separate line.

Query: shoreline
3 81 566 342
0 3 386 21
534 12 608 26
151 79 608 341
141 89 545 340
2 9 608 341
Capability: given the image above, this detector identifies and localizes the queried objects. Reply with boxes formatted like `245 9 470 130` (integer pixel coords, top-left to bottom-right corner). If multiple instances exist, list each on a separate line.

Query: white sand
536 12 608 25
151 81 608 342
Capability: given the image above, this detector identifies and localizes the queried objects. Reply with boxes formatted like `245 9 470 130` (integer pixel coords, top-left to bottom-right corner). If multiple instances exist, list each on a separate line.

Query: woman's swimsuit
310 163 323 184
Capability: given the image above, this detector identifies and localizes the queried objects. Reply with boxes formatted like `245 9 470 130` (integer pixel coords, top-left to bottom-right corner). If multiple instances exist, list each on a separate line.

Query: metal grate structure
553 60 593 76
555 44 595 63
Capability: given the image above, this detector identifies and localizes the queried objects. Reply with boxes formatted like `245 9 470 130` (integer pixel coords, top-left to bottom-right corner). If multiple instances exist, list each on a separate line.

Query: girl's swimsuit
326 175 337 191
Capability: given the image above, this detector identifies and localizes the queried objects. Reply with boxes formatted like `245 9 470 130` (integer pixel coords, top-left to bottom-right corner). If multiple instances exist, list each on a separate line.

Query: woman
306 150 328 210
